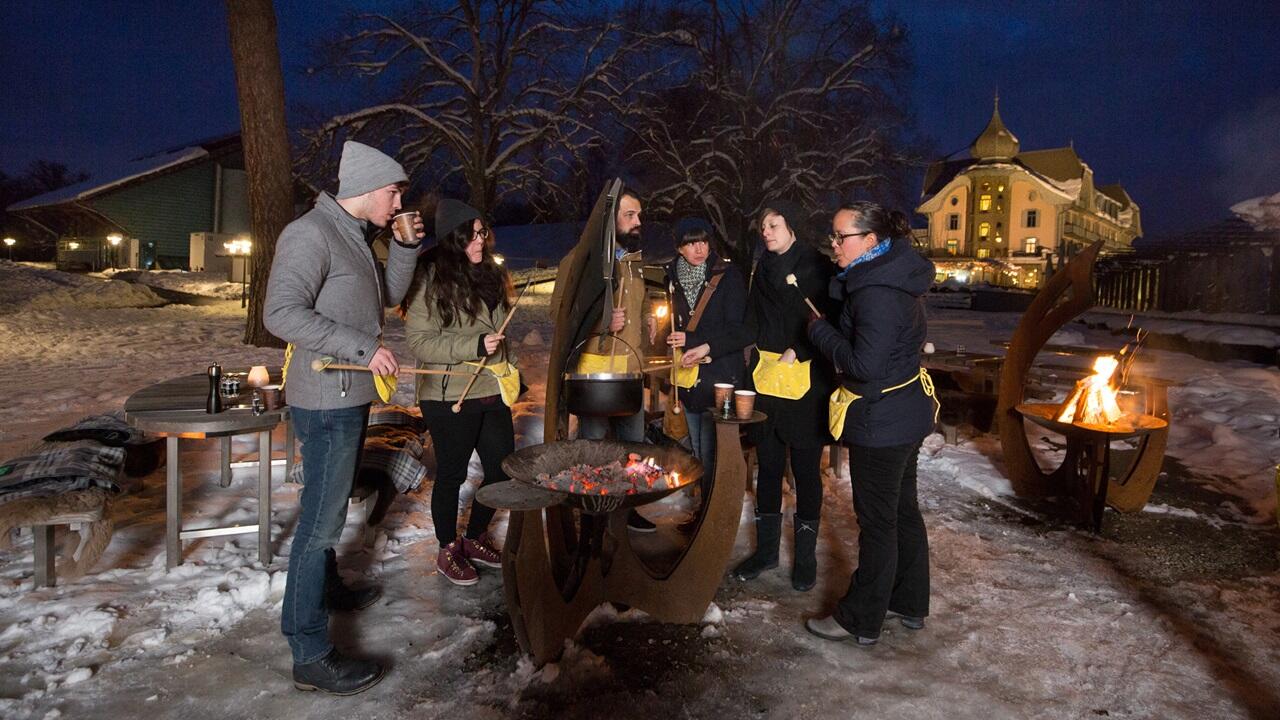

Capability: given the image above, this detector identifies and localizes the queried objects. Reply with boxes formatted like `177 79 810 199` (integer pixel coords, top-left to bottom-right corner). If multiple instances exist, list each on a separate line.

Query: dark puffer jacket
807 238 937 448
734 239 838 448
662 255 749 412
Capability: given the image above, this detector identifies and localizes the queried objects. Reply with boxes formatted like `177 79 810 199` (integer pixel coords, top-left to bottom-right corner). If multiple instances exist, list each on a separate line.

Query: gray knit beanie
336 141 409 199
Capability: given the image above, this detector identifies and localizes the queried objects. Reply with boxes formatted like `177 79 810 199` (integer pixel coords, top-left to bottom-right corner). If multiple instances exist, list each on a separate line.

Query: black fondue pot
563 334 644 417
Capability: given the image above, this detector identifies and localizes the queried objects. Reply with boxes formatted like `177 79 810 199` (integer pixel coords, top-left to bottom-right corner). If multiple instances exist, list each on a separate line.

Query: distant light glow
223 237 252 255
493 254 505 265
2 237 14 247
107 233 123 246
68 241 80 250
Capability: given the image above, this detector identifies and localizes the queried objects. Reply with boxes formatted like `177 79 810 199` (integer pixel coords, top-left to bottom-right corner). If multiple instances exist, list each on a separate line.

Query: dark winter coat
807 238 937 448
725 239 837 448
662 254 749 412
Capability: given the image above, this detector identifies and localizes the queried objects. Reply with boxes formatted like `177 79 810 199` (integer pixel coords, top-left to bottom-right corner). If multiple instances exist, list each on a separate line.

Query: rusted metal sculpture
483 180 756 665
997 240 1171 521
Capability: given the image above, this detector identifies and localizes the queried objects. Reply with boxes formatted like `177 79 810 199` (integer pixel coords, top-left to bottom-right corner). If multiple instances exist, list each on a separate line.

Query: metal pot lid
563 372 643 381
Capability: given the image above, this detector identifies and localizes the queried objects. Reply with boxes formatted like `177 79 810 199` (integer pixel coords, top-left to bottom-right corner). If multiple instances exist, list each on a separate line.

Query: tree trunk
226 0 292 348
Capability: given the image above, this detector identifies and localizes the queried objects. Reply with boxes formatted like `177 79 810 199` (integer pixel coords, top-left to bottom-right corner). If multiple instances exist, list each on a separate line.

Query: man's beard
617 228 642 253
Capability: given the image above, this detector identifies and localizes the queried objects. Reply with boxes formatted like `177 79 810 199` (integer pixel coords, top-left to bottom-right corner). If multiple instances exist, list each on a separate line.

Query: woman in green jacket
404 199 518 587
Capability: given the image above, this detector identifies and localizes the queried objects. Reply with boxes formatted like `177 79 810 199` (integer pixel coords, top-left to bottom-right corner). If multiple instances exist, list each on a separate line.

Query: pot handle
565 331 644 368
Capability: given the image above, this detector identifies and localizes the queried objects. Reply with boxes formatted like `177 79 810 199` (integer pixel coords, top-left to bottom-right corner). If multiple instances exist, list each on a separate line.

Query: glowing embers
534 453 679 496
1057 354 1124 426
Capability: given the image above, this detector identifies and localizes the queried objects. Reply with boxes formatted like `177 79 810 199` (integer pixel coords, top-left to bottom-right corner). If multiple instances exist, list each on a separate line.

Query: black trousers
421 399 514 544
834 441 929 638
754 426 824 519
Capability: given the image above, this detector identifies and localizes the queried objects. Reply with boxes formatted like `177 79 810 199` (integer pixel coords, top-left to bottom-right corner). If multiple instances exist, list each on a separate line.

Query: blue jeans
578 410 645 443
684 410 717 484
282 404 370 664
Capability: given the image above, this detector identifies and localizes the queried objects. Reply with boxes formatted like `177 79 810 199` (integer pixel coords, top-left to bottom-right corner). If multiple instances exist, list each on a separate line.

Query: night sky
2 1 1277 235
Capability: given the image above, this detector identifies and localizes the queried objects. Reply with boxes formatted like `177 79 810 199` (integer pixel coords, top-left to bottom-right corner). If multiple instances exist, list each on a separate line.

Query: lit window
997 184 1005 192
1024 238 1038 253
948 214 960 231
1025 209 1039 228
978 222 990 238
981 182 991 191
979 195 992 211
977 248 990 259
994 235 1003 244
946 239 958 256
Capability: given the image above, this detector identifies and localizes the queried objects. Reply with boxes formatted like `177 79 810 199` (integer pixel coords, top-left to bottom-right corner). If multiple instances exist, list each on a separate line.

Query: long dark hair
402 221 512 326
840 201 912 239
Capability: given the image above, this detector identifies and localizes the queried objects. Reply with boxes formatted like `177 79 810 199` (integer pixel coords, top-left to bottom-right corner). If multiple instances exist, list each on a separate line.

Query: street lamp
223 236 252 308
2 237 14 262
107 234 122 271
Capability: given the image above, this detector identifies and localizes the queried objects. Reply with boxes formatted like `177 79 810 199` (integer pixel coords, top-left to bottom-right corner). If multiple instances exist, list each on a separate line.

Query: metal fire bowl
1015 402 1168 438
500 439 704 514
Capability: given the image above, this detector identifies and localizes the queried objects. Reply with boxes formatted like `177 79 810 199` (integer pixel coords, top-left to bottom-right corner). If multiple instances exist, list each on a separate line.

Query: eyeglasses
829 230 871 244
473 227 491 241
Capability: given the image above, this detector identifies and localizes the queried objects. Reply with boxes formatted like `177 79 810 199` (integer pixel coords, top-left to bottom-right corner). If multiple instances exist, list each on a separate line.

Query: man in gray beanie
265 140 423 695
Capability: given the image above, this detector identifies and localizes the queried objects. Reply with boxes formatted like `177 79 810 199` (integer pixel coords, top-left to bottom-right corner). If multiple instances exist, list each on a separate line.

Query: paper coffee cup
733 389 756 420
392 211 418 243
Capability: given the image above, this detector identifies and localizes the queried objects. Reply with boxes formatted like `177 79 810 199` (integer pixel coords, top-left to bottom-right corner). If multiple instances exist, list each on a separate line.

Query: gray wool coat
265 192 418 410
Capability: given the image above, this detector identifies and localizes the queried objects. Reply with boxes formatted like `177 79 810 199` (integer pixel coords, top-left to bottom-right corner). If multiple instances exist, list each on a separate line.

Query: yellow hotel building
916 97 1142 288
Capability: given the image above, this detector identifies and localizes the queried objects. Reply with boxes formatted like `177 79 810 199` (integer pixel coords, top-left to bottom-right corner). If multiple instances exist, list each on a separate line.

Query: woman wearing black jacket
803 201 938 646
662 217 749 498
730 200 836 592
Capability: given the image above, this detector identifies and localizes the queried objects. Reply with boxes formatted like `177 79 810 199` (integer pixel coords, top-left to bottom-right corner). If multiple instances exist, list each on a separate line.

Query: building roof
1017 147 1084 183
1097 184 1133 209
970 96 1020 159
7 132 240 213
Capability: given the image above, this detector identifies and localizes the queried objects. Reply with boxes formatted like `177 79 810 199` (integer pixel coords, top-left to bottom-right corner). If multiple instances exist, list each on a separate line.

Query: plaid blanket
289 405 427 494
0 445 124 506
42 412 149 447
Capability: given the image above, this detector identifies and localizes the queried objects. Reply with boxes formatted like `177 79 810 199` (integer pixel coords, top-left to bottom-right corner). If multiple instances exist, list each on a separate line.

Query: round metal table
124 369 292 569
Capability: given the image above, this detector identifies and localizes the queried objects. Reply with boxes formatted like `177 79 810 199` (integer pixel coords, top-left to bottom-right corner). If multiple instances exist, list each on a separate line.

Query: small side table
125 371 293 569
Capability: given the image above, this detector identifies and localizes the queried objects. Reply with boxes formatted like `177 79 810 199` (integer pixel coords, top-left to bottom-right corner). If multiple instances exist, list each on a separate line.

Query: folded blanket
288 406 428 494
42 412 150 447
0 445 125 506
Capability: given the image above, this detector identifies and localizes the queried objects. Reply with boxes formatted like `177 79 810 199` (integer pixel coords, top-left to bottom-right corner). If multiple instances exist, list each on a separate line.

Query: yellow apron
576 351 631 374
462 360 522 406
752 350 811 400
372 373 397 403
674 363 699 389
828 368 940 440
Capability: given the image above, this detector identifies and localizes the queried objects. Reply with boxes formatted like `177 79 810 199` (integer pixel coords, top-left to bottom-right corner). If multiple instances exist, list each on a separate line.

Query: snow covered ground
1 262 1278 719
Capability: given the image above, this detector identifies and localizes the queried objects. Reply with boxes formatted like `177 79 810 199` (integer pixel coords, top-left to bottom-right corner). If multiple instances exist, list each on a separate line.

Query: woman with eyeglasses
402 199 517 587
802 201 938 646
730 200 836 592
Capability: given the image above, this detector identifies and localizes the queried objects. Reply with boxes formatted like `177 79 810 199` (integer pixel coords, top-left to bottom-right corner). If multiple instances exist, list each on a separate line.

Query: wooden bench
0 489 113 589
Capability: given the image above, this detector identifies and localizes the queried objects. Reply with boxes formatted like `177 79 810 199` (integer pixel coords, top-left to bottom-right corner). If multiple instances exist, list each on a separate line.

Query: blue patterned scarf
837 238 892 279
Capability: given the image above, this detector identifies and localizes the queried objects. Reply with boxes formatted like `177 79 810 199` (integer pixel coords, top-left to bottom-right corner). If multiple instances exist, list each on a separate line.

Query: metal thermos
207 363 223 414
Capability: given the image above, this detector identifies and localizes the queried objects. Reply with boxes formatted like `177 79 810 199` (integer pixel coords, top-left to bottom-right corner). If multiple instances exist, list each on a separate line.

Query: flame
1057 355 1124 425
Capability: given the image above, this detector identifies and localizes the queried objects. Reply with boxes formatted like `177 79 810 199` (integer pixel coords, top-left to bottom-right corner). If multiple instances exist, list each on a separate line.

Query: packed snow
0 261 1277 719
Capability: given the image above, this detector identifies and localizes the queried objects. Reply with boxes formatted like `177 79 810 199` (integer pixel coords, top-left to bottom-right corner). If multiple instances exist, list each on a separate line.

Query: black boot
324 549 382 612
732 512 782 581
791 515 819 592
292 649 385 695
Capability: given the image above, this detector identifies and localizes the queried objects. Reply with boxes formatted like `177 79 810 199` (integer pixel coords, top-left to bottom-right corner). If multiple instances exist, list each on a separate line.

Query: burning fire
1057 355 1124 426
536 453 680 495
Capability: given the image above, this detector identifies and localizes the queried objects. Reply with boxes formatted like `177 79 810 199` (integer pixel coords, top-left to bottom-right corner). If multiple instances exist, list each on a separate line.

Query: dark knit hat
673 216 715 247
435 198 483 240
759 199 807 236
336 141 409 199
